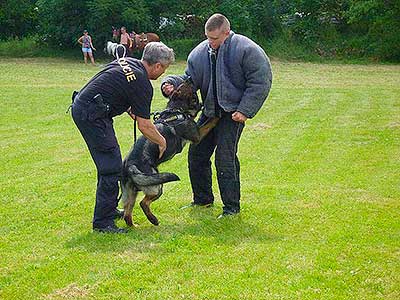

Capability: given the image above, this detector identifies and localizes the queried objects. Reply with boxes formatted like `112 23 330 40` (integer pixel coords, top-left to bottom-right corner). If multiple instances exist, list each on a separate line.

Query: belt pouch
88 94 110 121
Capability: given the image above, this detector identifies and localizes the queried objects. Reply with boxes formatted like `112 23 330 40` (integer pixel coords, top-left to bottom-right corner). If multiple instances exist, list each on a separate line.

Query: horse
129 32 160 51
112 27 120 42
111 27 160 52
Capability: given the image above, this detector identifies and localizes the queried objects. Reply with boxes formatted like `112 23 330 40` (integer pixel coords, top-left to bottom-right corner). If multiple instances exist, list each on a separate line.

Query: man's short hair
205 13 230 32
142 42 175 66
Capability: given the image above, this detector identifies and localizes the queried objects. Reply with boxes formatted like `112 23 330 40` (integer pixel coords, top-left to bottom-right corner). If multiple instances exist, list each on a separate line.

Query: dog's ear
179 81 194 99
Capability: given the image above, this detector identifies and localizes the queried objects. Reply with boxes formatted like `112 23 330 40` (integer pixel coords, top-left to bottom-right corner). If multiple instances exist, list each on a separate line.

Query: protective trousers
188 112 244 213
71 101 122 228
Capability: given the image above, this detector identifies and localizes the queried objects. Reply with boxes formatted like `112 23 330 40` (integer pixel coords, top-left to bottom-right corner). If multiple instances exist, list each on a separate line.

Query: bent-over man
72 42 174 233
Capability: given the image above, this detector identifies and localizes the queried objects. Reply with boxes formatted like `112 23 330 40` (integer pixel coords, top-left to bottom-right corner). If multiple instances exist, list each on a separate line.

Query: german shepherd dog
121 79 218 226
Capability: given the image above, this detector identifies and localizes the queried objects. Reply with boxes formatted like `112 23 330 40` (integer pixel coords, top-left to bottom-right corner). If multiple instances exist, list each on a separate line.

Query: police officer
72 42 175 233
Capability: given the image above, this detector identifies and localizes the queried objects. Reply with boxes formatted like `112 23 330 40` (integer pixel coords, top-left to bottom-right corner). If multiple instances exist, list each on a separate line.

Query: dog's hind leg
198 117 220 141
122 183 138 227
140 186 163 226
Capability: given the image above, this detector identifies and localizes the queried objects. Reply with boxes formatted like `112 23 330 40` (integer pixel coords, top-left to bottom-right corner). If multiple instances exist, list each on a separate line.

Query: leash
152 109 186 123
115 44 126 59
66 90 79 114
134 118 137 144
126 106 138 144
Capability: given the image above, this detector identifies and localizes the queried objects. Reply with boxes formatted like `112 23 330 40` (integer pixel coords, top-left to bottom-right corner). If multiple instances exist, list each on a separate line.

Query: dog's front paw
140 201 160 226
124 214 134 227
148 215 159 226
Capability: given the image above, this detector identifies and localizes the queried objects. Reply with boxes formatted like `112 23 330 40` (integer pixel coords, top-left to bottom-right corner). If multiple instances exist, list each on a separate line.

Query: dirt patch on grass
388 122 400 129
44 283 94 299
247 123 272 131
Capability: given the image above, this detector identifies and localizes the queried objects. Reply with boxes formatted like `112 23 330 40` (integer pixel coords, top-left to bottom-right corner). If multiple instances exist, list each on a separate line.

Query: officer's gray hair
142 42 175 66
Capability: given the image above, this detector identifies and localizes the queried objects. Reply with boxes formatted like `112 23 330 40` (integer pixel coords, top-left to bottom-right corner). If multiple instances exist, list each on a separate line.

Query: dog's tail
128 165 180 186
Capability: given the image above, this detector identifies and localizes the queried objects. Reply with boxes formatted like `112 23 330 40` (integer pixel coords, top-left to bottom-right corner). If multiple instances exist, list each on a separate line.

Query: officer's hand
127 107 136 120
162 83 174 96
232 111 247 123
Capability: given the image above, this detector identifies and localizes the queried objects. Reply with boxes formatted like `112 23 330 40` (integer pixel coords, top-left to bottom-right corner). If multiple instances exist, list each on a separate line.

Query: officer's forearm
137 118 166 148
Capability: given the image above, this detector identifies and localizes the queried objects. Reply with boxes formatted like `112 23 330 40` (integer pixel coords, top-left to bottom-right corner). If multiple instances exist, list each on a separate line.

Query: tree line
1 0 399 61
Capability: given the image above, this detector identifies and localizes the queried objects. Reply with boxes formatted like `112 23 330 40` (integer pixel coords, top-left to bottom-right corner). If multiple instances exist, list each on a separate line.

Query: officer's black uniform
71 57 152 230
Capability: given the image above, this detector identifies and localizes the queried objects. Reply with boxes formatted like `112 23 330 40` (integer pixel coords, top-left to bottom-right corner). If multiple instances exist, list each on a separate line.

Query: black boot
113 208 124 220
93 223 128 234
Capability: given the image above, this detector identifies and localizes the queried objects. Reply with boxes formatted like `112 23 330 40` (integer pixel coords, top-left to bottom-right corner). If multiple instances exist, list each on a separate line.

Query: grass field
0 57 399 299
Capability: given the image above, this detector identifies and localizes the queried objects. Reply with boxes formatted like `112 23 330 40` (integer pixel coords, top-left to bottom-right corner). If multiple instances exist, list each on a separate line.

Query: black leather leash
133 118 137 144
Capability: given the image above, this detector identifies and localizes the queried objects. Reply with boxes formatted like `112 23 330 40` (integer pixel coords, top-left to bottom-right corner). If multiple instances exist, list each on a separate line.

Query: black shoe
93 224 128 234
113 208 124 220
180 202 213 210
217 211 239 219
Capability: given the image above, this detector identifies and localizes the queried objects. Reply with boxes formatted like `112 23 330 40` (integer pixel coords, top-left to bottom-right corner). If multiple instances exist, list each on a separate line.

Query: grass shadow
65 207 282 254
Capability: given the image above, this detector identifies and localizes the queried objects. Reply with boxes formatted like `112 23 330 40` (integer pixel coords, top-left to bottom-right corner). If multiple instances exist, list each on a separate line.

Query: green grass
0 58 399 299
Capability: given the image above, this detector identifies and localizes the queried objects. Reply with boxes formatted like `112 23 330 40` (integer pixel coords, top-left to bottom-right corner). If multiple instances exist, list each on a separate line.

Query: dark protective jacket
162 31 272 118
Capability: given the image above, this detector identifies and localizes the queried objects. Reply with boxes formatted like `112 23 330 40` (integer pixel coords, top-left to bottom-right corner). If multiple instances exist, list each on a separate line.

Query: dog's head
166 78 201 118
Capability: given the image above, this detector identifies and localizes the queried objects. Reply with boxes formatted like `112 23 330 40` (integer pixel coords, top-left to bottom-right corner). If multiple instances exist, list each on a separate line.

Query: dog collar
163 114 186 123
153 110 189 123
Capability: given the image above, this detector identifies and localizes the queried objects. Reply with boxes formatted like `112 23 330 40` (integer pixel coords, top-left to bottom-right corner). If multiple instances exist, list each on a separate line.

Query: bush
164 38 203 59
0 36 80 58
0 0 38 40
260 34 320 62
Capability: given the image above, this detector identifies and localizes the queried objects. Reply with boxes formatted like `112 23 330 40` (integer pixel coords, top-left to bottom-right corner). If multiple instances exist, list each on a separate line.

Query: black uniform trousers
71 100 121 228
188 112 244 213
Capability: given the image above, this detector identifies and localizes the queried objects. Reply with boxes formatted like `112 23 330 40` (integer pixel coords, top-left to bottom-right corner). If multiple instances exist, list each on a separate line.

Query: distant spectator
119 26 132 56
77 30 96 65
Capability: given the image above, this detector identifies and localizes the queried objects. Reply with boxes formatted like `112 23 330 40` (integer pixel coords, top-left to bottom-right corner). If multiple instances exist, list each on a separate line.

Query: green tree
36 0 89 47
346 0 400 60
218 0 280 38
0 0 38 40
148 0 219 40
282 0 348 44
86 0 153 45
36 0 156 49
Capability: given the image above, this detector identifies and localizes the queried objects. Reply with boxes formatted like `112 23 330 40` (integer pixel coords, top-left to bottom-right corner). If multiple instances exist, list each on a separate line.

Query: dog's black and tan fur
121 79 218 226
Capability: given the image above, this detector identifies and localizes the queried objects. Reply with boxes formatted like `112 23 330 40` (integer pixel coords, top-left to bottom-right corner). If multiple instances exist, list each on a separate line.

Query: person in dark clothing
162 14 272 218
72 42 174 233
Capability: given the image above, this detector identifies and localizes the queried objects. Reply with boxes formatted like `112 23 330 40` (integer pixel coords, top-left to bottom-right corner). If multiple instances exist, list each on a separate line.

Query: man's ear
155 62 163 70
